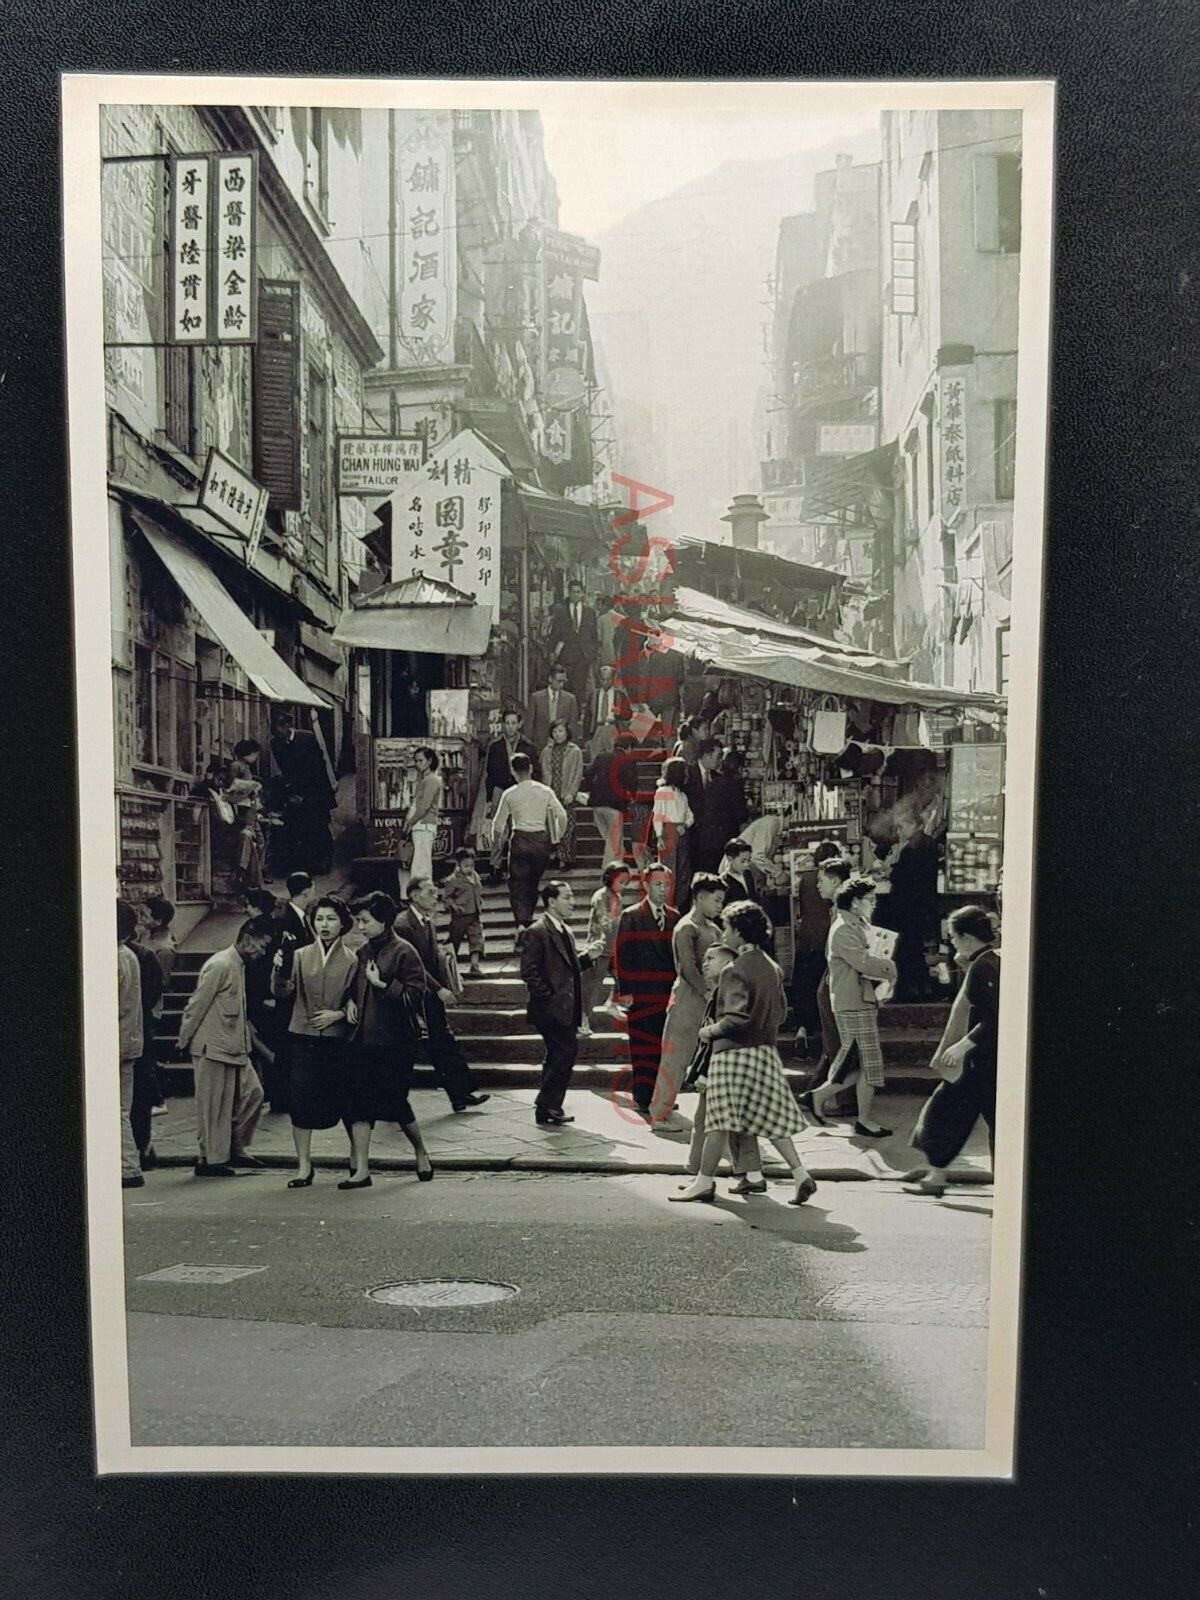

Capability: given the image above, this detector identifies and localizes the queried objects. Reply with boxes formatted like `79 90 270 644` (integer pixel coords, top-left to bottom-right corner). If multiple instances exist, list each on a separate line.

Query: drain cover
367 1279 518 1308
138 1264 266 1285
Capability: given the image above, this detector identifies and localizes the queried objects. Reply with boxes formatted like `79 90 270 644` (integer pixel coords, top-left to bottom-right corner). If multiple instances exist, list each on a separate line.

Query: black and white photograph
63 74 1054 1474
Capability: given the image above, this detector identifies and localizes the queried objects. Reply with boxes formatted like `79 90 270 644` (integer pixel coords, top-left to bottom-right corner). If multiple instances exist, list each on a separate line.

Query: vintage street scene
98 92 1024 1454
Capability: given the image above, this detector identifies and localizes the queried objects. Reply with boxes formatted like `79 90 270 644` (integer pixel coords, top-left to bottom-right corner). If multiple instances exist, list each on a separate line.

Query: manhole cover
138 1264 267 1285
367 1279 518 1308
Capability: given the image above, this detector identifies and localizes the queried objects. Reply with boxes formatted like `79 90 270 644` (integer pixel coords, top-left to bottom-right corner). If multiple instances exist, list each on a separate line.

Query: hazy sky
542 109 879 239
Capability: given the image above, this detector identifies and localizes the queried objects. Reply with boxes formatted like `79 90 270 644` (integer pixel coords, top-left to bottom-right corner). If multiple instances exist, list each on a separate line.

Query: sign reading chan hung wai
336 434 426 495
199 447 269 550
168 151 257 346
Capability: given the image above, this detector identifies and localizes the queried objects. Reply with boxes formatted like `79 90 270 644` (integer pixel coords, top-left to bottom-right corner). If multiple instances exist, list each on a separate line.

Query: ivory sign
337 435 425 494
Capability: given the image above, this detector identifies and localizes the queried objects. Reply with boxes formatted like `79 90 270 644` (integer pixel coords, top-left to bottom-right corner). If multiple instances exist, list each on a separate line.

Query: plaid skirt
704 1044 805 1137
829 1007 886 1088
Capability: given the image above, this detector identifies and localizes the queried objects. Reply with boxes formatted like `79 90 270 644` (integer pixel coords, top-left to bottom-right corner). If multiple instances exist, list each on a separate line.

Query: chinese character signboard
199 447 269 554
389 430 509 621
396 112 456 366
818 422 879 456
169 156 211 343
539 230 599 466
939 369 970 515
336 434 426 494
168 152 257 345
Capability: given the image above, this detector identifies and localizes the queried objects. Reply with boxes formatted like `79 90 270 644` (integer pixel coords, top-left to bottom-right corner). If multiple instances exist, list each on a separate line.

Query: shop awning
131 511 324 707
670 587 906 673
517 484 608 545
659 599 1005 711
332 575 493 656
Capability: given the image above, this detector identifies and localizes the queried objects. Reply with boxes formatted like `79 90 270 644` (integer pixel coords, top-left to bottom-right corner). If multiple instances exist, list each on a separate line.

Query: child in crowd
443 845 486 977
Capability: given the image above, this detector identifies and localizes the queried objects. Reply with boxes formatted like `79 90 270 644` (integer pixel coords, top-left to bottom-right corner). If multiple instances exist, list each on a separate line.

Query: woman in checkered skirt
807 875 898 1137
670 899 817 1207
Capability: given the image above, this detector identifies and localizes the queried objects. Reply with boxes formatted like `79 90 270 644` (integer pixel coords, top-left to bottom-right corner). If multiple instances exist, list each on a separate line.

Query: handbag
810 696 848 754
395 834 415 869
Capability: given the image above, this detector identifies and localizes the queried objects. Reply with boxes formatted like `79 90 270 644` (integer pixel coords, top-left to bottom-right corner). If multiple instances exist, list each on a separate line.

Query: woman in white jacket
652 756 695 908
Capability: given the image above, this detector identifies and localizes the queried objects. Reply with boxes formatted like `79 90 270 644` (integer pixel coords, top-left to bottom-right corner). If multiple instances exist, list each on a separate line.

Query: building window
973 152 1022 253
163 334 195 457
305 109 329 225
308 365 330 575
890 220 918 316
133 645 195 774
994 399 1017 499
997 624 1011 695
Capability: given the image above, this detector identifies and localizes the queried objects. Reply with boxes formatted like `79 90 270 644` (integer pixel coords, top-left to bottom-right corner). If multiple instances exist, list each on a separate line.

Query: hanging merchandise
811 696 848 754
892 710 922 745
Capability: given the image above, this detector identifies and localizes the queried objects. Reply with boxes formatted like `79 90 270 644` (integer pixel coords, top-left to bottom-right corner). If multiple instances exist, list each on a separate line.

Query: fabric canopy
333 574 493 656
669 587 907 672
132 511 324 707
661 603 1005 711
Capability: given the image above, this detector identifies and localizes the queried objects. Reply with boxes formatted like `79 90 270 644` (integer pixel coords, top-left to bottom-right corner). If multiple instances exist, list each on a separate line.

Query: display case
367 735 475 860
944 743 1005 895
118 789 211 907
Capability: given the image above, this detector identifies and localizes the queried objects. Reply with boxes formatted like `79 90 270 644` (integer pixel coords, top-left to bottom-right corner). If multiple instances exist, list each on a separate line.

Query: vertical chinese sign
389 430 508 622
939 369 970 515
396 112 456 366
168 152 257 346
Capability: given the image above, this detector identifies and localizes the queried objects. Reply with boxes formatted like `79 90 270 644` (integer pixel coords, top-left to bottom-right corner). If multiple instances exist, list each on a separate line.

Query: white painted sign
213 153 255 343
389 429 509 621
818 422 879 456
199 447 269 551
396 111 457 366
337 434 425 494
168 154 211 343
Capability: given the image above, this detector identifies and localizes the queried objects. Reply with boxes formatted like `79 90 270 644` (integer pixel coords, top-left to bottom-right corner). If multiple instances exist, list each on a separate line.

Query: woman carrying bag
541 720 584 869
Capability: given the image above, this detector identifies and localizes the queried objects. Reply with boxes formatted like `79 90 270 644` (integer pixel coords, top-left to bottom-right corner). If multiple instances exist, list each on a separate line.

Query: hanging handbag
810 695 848 754
209 789 235 827
396 834 415 869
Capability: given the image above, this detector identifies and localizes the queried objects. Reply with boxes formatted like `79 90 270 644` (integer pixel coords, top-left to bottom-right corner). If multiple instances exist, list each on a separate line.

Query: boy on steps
443 846 486 977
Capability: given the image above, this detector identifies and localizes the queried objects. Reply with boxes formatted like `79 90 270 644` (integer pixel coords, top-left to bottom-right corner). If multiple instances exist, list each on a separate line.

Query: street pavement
123 1095 994 1451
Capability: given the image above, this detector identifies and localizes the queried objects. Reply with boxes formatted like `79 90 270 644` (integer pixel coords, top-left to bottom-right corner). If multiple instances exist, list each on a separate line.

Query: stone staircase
154 794 947 1095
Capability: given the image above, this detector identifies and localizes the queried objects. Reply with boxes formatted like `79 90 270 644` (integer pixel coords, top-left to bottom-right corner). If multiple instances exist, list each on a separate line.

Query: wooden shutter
253 280 301 510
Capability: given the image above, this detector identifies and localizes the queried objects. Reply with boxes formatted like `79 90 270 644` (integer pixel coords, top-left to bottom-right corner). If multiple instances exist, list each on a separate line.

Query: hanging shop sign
336 434 426 494
390 429 509 621
539 230 599 465
199 446 269 553
818 422 879 456
395 112 456 366
939 367 970 515
167 151 257 345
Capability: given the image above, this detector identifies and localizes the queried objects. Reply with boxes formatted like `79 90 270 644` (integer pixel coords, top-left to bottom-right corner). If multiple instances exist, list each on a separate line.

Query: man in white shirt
490 754 569 932
587 663 622 754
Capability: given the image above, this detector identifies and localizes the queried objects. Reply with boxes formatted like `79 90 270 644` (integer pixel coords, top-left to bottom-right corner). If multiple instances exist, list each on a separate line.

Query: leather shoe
535 1110 574 1126
731 1176 768 1195
853 1121 893 1139
788 1176 818 1206
453 1093 491 1112
122 1173 145 1189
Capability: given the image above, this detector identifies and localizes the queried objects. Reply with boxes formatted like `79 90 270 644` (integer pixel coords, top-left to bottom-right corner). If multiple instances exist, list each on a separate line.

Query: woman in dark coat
670 900 817 1207
343 891 434 1189
271 895 358 1187
906 906 1000 1196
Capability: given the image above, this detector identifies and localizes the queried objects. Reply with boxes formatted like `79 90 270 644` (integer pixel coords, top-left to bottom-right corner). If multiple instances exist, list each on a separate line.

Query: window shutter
973 155 1001 252
253 280 301 510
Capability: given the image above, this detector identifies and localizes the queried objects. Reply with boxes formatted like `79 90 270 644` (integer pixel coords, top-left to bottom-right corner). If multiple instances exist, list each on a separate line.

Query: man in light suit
177 916 275 1177
526 663 580 753
547 578 601 704
519 880 607 1126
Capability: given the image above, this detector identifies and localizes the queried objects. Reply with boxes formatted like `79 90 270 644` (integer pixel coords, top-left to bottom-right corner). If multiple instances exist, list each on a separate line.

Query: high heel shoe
416 1157 434 1183
668 1181 716 1204
337 1174 372 1190
788 1176 818 1206
287 1171 315 1189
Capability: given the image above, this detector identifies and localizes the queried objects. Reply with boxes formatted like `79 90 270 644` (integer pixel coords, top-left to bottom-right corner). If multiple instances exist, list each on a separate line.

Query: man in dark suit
484 709 541 803
612 862 679 1116
270 711 335 875
526 663 581 752
395 877 490 1114
519 880 608 1126
687 738 745 874
547 579 600 705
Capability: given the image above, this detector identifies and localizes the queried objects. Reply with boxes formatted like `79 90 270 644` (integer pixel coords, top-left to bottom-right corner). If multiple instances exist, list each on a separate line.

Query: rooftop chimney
722 493 770 551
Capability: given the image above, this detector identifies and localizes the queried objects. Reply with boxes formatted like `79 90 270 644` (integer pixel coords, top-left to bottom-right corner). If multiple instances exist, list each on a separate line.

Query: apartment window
133 645 195 774
994 399 1017 500
307 365 330 574
974 153 1022 253
997 624 1011 696
305 109 329 224
890 220 918 315
163 344 196 456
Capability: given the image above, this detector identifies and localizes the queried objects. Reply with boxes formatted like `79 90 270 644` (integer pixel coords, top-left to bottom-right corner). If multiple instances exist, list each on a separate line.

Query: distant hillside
589 130 879 542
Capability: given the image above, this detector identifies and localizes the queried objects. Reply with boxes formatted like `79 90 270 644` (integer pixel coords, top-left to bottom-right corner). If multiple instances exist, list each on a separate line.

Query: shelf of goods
368 736 472 860
118 788 210 906
944 744 1005 896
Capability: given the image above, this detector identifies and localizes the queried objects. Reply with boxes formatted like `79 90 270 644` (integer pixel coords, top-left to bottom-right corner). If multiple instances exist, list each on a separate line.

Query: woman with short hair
272 894 359 1187
579 859 633 1033
671 900 817 1206
541 719 584 869
808 875 898 1137
401 746 443 894
652 756 695 908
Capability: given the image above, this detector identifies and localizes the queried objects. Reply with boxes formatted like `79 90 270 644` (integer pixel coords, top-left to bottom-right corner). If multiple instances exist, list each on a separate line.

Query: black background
0 4 1195 1596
